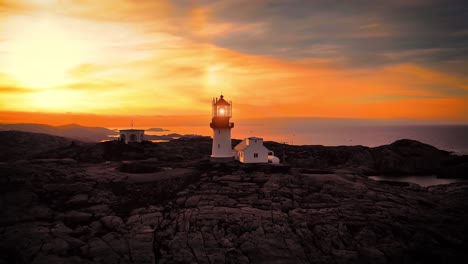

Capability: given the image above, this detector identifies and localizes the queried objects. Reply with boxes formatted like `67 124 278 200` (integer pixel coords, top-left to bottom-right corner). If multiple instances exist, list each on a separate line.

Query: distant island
0 123 173 142
0 123 118 142
0 130 467 264
146 127 170 132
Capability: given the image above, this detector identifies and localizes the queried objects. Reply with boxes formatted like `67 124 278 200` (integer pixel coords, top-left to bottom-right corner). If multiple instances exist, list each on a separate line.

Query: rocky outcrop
372 139 450 175
266 139 468 178
0 131 78 161
27 134 213 163
1 160 467 263
151 165 468 264
437 155 468 179
0 161 199 264
2 131 466 178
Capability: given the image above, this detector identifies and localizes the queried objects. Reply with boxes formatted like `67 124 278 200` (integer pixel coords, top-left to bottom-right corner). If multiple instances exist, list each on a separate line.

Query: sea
139 121 468 155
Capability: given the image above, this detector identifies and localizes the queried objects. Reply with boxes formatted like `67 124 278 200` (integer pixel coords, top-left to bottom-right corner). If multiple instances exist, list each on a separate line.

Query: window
218 144 220 148
254 153 258 158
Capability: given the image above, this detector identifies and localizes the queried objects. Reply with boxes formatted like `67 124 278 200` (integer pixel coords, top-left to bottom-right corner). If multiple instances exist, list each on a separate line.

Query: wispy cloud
0 0 34 13
0 85 34 93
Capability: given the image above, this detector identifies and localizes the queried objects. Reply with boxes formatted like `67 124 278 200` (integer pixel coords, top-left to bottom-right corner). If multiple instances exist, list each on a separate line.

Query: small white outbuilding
119 129 144 144
234 137 279 164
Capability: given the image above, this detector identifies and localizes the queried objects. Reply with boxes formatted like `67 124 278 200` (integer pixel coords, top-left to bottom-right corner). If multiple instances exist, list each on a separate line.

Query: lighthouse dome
214 95 230 106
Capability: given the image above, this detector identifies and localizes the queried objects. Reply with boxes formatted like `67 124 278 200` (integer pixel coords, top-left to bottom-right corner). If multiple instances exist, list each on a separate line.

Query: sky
0 0 467 127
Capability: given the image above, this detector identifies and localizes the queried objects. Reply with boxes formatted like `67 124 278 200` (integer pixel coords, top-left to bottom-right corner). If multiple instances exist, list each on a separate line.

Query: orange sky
1 0 467 126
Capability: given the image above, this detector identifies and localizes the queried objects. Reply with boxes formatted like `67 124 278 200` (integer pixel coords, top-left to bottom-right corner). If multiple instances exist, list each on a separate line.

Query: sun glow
28 89 85 111
1 15 88 88
207 65 225 87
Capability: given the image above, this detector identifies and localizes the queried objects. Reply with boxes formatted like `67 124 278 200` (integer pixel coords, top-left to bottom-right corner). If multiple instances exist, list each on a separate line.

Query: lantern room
212 95 232 118
210 95 234 129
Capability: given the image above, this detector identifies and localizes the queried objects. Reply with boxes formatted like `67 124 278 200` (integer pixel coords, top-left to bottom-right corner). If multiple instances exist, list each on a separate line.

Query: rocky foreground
1 158 468 264
1 132 468 263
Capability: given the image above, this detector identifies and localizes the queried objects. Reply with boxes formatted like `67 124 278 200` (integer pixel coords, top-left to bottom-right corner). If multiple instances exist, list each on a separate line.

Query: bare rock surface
152 168 468 264
1 159 467 264
0 134 468 263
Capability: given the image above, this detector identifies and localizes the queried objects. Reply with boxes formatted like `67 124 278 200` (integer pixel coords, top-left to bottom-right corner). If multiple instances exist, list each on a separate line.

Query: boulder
64 211 92 226
100 216 124 231
66 194 89 206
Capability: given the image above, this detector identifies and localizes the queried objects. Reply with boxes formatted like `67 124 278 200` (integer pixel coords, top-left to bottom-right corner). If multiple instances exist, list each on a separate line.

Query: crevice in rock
152 215 165 264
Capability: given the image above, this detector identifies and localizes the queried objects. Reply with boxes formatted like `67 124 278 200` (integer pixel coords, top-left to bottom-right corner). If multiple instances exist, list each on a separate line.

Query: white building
234 137 280 164
119 129 144 144
210 95 235 162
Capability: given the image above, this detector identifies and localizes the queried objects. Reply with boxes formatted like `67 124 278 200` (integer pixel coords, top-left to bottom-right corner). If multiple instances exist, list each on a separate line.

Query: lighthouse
210 95 234 162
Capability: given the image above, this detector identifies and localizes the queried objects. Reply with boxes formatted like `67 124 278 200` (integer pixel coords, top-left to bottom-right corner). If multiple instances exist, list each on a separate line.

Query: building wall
211 128 233 158
240 140 269 163
120 130 144 144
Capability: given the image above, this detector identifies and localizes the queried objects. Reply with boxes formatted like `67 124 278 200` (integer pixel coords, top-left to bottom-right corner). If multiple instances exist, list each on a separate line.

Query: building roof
214 95 230 106
119 129 145 132
234 139 248 151
234 137 265 151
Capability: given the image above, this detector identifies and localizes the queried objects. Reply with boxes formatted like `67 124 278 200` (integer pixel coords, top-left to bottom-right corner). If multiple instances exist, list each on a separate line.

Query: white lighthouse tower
210 95 234 162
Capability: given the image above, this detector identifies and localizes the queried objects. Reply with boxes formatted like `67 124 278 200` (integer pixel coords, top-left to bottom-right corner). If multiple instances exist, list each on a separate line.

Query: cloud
0 0 466 122
0 0 34 14
4 35 467 120
0 85 34 93
68 64 109 79
205 0 468 74
60 80 127 91
0 110 208 127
